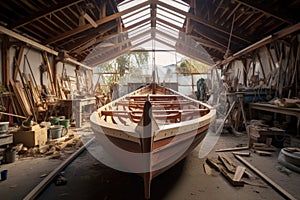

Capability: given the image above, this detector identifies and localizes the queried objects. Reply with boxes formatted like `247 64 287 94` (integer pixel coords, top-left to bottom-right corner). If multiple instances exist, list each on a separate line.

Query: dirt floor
0 126 300 200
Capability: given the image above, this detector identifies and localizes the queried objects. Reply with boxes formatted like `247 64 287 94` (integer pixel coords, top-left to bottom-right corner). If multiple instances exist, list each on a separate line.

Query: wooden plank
10 80 32 116
252 146 276 151
232 151 251 157
203 162 212 175
206 158 244 186
42 52 56 96
254 150 272 156
216 146 249 152
206 158 221 172
13 46 24 81
234 155 297 200
219 166 244 187
233 166 246 182
0 111 27 119
23 137 94 200
218 153 236 173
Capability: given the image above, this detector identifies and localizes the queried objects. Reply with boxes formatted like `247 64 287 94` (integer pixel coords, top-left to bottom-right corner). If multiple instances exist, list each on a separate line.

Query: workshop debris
206 157 244 187
15 134 82 159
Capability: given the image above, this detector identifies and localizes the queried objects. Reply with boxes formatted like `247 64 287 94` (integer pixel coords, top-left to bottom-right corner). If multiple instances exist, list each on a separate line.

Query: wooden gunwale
101 109 209 116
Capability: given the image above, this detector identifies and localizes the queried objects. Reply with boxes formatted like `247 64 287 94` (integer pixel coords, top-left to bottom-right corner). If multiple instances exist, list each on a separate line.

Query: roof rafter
152 0 253 44
44 1 150 45
232 0 296 24
10 0 84 29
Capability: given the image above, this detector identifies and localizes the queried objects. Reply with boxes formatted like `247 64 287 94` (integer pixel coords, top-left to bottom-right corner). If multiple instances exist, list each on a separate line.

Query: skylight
117 0 190 29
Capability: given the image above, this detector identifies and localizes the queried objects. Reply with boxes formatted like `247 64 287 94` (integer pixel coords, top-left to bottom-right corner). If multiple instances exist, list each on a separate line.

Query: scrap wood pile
16 134 82 159
204 152 262 187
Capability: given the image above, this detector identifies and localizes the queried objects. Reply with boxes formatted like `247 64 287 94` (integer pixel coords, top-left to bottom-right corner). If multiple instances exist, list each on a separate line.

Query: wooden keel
141 100 153 199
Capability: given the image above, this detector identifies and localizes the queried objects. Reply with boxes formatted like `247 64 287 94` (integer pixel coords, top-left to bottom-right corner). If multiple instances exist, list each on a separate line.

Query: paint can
1 170 8 181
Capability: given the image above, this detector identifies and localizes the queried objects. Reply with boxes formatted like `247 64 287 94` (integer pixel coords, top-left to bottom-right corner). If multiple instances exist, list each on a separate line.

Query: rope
224 14 236 59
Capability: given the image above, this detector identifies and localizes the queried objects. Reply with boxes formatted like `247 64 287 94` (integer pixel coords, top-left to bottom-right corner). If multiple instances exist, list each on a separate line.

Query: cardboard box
12 126 47 147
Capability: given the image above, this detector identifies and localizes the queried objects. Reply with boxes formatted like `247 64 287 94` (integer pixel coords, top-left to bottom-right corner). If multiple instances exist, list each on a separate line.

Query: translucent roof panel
156 5 187 27
159 0 190 12
117 0 189 29
118 0 149 28
121 6 150 27
118 0 148 11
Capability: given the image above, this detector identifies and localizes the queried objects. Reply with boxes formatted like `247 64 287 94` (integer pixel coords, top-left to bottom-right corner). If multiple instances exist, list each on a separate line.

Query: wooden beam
23 137 95 200
44 1 150 44
11 0 84 29
232 0 296 24
83 13 98 28
86 37 152 67
66 23 117 52
188 35 227 53
152 0 253 44
0 25 91 70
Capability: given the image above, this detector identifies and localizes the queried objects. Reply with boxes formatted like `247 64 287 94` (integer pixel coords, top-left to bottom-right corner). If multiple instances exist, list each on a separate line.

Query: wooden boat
90 82 216 199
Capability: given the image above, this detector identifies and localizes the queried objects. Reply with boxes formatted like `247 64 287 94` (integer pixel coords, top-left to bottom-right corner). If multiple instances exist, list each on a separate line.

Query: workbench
249 102 300 136
60 97 96 128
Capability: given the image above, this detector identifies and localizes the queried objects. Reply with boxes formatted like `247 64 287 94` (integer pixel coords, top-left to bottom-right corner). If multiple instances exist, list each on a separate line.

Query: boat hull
90 83 216 198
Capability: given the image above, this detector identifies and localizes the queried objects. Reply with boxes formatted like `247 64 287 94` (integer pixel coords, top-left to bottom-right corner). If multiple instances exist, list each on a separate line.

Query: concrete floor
0 127 299 200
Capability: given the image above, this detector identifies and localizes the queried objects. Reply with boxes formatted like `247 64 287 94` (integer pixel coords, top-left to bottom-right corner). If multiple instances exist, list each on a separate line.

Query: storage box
12 126 47 147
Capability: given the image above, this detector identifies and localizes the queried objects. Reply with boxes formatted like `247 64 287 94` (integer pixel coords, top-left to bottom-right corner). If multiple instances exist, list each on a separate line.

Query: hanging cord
224 14 235 59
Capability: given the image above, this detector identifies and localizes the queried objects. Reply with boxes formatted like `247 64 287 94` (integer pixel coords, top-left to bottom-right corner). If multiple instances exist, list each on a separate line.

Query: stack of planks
10 80 32 117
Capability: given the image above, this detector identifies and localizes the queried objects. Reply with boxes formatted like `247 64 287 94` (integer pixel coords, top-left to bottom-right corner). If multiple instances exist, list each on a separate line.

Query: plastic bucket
1 170 8 181
49 125 63 139
4 149 16 164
